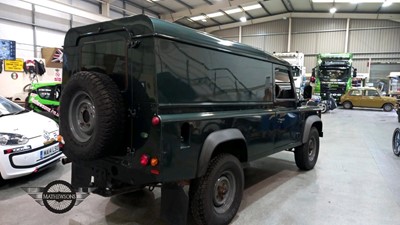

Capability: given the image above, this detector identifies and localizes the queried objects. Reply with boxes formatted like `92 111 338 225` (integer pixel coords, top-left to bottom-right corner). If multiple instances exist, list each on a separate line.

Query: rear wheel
383 103 394 112
190 154 244 225
295 127 319 170
342 101 353 109
392 128 400 156
60 71 126 160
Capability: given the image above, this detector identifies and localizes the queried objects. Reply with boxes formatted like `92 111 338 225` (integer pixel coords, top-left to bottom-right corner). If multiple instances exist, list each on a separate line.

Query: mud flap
160 183 189 225
71 162 93 188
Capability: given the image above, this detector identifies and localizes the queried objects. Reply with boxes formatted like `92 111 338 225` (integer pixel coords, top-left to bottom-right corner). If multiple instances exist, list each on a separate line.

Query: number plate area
10 143 61 167
39 145 60 160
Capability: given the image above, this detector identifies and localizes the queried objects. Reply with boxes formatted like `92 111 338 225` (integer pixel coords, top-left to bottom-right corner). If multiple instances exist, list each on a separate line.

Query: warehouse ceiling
119 0 400 30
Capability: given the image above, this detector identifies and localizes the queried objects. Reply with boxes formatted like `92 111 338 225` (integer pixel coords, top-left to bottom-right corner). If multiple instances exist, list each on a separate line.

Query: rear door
361 89 381 108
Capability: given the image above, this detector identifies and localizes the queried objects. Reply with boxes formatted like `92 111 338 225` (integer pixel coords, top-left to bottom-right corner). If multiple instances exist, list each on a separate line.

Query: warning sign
4 58 24 71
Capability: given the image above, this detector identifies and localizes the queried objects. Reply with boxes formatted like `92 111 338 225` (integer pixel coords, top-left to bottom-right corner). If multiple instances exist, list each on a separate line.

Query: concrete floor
2 108 400 225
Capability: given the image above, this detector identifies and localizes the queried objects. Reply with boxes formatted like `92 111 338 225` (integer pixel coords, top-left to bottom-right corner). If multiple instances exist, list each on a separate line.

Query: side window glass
350 90 361 96
263 76 273 102
275 68 294 99
366 90 379 96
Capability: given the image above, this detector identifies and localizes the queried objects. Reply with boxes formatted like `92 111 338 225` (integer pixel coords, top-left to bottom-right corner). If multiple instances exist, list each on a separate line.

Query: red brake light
140 154 150 166
152 116 160 126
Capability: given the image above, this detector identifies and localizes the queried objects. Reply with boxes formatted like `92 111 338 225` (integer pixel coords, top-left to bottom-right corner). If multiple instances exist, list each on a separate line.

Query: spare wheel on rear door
60 71 126 160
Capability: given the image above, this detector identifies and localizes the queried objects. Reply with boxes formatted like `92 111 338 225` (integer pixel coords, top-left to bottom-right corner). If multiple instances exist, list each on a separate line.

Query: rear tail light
140 154 150 166
151 116 160 126
140 154 159 175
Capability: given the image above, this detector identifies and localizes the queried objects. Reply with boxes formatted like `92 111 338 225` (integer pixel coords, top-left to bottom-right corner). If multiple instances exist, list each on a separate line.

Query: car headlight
0 133 29 146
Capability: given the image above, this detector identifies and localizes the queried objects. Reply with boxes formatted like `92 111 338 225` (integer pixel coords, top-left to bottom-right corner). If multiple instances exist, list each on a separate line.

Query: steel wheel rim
68 91 96 142
308 135 316 161
213 170 236 214
384 105 392 111
320 103 327 113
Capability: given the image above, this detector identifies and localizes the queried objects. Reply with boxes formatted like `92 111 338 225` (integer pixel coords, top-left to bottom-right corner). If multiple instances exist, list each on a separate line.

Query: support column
101 0 110 17
239 26 242 43
287 17 292 52
345 18 350 53
32 4 37 58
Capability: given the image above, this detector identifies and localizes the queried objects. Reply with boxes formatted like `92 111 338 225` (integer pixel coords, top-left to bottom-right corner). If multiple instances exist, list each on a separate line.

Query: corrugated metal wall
211 18 400 74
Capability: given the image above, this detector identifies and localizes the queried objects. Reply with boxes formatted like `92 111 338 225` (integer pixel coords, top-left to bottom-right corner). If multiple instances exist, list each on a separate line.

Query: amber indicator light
150 157 159 166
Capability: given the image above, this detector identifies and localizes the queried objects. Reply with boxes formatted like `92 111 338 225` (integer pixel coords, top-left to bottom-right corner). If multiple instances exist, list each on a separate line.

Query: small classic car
340 87 397 112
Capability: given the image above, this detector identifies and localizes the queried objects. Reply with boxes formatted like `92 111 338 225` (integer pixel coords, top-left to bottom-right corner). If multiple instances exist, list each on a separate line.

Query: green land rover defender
60 14 323 225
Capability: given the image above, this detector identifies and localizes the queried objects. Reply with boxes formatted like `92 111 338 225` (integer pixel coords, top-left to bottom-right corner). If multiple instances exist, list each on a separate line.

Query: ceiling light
207 12 224 18
225 8 242 14
190 15 206 21
240 16 247 22
242 4 262 11
382 0 393 6
330 7 337 13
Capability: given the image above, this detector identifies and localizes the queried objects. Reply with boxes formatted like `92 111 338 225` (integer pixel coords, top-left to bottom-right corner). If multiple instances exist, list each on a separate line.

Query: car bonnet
0 111 58 138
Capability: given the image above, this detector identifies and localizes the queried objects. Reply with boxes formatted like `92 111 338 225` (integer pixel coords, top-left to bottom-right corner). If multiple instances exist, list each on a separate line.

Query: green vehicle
60 14 323 225
312 53 357 102
25 82 61 119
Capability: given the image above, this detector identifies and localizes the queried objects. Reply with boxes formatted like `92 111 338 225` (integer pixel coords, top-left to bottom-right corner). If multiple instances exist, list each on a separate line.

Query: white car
0 96 62 180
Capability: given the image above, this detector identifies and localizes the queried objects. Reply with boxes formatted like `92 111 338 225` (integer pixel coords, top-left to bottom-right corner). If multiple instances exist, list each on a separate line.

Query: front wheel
392 128 400 156
190 154 244 225
295 127 320 170
342 101 353 109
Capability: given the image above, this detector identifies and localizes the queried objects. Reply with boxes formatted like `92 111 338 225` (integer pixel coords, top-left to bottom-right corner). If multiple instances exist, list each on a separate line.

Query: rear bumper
70 159 160 195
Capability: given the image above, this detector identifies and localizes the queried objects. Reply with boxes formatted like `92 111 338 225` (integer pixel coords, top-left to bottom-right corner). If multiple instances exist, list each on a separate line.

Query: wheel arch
302 115 323 144
196 128 247 177
382 102 394 109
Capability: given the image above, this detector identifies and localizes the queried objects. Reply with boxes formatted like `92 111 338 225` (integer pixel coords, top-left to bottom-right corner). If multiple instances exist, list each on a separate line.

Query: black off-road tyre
342 101 353 109
383 103 394 112
295 127 319 170
392 128 400 156
190 154 244 225
60 71 126 160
